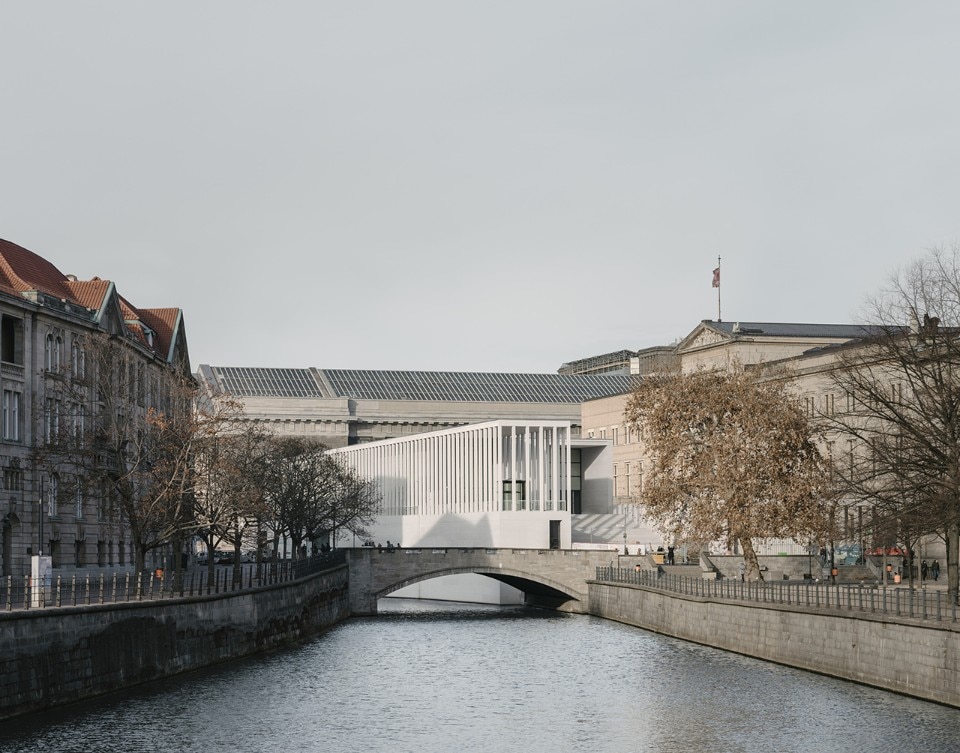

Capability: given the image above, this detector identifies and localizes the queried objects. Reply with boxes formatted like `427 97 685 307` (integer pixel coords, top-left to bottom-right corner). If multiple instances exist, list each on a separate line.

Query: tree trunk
947 519 959 604
740 537 763 581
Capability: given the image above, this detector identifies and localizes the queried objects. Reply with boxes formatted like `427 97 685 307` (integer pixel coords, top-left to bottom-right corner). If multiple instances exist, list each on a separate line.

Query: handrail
594 566 958 625
1 550 346 612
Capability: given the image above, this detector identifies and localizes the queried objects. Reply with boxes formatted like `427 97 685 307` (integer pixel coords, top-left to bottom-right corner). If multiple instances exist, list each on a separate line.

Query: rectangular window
612 427 618 445
47 474 58 518
2 390 20 441
3 467 21 491
44 398 61 442
823 394 835 416
1 315 23 365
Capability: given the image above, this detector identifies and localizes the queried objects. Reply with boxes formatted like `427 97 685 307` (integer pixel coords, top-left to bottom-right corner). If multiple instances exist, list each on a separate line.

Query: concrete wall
0 565 350 720
589 580 960 707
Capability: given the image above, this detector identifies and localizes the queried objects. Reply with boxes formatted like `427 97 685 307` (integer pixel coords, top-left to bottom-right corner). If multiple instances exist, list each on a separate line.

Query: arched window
45 333 63 371
71 337 85 379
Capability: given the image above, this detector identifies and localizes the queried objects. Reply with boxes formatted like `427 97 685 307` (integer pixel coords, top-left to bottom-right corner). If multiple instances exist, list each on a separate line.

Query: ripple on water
2 599 959 753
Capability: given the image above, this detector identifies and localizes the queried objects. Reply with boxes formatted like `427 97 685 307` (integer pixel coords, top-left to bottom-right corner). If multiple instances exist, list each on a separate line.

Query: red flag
712 267 720 288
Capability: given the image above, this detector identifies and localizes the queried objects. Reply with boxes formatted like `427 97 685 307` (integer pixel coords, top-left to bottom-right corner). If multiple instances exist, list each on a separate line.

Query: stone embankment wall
0 565 349 720
589 581 960 707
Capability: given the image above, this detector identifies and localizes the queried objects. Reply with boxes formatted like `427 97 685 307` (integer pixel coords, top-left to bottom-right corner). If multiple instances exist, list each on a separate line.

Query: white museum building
328 418 618 603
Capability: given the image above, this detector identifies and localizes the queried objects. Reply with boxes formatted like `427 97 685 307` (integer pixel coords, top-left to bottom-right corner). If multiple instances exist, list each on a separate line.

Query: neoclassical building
0 239 190 578
581 320 877 555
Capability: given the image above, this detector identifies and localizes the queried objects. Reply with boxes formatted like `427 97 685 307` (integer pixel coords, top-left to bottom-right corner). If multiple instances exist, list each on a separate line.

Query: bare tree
826 244 960 601
192 405 272 583
260 437 378 558
625 368 833 580
34 333 198 573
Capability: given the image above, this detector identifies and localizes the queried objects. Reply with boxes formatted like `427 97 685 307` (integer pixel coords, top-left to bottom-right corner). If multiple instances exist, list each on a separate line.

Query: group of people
921 559 941 581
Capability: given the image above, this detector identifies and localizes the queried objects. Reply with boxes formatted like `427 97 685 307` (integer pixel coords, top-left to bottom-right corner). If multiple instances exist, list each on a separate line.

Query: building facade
580 320 880 557
0 239 190 577
197 365 635 446
328 419 615 603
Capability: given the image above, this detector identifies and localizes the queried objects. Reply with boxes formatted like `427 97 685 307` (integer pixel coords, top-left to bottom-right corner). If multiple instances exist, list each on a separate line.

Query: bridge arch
347 547 615 615
374 565 585 608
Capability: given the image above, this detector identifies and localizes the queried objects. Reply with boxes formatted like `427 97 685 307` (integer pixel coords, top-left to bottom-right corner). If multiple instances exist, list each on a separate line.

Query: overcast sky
3 2 960 373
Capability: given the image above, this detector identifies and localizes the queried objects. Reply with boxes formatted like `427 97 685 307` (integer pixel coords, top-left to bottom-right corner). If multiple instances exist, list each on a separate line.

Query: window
75 478 84 518
45 333 63 372
891 382 903 404
1 315 23 365
44 398 61 442
3 466 21 491
47 474 58 518
69 402 85 438
71 337 86 380
612 427 618 445
2 390 20 441
625 462 631 495
823 394 835 416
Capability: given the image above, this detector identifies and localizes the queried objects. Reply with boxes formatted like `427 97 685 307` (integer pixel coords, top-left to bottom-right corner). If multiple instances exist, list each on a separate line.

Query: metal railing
1 550 346 612
595 566 959 624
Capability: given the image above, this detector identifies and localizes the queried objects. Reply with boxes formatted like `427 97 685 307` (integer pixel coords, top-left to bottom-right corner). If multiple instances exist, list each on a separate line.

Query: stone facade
0 239 190 578
589 580 960 707
0 566 349 720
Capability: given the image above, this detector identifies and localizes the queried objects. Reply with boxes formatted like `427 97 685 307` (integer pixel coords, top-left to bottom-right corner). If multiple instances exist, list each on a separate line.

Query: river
2 599 959 753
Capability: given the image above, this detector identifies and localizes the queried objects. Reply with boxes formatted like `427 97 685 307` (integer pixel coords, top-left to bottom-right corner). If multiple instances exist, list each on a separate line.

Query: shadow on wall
413 514 497 548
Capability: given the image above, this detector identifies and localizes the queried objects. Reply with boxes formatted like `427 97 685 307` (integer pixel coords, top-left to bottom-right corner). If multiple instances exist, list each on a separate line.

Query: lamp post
37 476 44 556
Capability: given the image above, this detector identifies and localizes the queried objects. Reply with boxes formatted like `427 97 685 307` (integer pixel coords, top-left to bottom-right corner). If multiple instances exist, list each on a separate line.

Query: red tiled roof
137 307 180 358
0 238 77 299
0 238 184 362
64 278 112 312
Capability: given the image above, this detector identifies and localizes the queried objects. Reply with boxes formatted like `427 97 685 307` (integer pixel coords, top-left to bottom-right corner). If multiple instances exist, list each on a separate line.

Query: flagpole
716 255 721 322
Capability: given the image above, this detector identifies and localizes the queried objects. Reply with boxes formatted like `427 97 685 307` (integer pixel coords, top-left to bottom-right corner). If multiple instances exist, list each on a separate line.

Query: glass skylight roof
209 367 324 398
204 366 635 402
321 370 635 403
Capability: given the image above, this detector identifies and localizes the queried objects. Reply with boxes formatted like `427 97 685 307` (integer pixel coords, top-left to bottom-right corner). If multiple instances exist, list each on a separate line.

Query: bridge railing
0 550 346 612
595 566 959 625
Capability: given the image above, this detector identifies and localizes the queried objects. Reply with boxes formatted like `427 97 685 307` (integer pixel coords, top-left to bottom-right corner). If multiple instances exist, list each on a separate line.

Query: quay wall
0 565 350 720
588 580 960 707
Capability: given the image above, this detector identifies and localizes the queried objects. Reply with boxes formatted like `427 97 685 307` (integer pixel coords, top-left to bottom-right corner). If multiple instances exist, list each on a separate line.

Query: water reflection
2 599 959 753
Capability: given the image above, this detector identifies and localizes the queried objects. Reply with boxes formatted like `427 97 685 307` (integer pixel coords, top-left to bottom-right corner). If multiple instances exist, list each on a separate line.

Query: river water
2 599 960 753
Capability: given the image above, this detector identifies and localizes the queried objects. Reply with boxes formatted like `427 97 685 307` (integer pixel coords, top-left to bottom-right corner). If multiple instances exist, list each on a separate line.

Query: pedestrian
932 560 941 581
738 561 746 582
921 560 928 581
667 545 675 565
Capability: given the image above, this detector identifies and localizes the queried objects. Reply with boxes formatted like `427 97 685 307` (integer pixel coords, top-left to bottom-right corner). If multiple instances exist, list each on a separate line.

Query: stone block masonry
588 580 960 707
0 565 350 720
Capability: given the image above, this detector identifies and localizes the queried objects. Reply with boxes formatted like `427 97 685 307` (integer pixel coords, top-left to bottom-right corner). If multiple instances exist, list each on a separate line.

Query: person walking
921 560 928 581
932 560 941 581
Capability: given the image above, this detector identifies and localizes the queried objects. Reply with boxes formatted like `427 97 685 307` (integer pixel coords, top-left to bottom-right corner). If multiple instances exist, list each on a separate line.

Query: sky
3 2 960 373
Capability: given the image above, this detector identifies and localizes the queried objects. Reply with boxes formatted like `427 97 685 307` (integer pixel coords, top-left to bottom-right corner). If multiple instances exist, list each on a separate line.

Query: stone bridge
346 547 620 614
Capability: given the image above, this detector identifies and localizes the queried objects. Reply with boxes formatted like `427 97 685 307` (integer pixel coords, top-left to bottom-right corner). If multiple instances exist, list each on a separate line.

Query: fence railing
595 566 959 624
1 550 346 612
